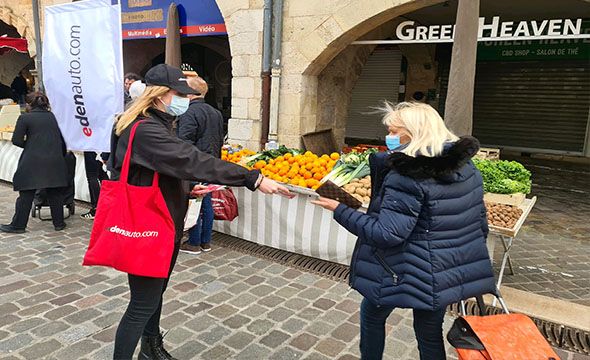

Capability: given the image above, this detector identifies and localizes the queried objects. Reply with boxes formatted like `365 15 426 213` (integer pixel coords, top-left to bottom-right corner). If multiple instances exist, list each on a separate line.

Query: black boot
138 333 178 360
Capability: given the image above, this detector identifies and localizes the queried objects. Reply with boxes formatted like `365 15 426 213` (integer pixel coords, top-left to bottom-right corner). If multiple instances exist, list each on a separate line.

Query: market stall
0 137 91 202
214 145 538 271
213 184 359 265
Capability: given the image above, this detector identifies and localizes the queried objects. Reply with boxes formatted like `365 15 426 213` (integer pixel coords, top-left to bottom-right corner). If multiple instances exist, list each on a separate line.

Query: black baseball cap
144 64 200 95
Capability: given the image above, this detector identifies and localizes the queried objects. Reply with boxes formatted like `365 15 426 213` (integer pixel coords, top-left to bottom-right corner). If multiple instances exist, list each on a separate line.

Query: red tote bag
211 188 239 221
83 120 175 278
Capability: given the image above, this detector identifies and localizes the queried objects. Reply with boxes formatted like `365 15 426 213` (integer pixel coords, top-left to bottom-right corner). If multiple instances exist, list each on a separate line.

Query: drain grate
213 232 590 355
212 232 350 282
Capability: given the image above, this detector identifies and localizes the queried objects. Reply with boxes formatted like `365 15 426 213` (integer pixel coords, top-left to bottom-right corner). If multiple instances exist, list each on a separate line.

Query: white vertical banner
43 0 123 152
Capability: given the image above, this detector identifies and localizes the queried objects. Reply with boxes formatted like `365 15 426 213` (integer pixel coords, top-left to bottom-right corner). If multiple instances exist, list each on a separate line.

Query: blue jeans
188 193 213 246
360 298 446 360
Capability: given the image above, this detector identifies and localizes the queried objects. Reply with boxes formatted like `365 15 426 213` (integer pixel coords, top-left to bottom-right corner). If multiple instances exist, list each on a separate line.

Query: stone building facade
1 0 444 150
2 0 588 155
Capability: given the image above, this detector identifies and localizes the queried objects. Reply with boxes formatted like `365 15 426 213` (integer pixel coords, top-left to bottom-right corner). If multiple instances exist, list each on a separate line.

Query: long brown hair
114 85 169 135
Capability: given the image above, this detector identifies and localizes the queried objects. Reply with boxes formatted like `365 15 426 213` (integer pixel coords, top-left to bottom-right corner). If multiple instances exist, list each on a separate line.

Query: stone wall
217 0 265 150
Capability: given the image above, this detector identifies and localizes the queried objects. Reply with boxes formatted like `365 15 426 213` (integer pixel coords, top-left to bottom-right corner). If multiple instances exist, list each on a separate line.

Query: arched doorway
0 19 34 103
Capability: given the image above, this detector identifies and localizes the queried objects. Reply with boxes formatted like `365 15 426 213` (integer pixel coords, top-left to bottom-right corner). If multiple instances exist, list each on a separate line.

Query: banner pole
32 0 44 92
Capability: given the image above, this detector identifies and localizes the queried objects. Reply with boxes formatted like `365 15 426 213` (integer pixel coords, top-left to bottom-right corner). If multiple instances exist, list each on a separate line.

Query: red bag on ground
211 188 238 221
83 121 175 278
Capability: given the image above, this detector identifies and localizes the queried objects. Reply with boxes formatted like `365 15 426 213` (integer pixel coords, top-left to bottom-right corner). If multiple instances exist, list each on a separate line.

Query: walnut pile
485 201 523 229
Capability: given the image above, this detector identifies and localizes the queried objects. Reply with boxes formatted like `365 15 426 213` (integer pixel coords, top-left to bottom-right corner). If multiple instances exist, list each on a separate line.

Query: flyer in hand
316 180 362 209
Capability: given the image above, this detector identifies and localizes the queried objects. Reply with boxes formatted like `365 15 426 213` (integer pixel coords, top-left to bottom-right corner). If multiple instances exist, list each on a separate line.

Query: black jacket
177 98 224 158
110 108 260 243
12 108 68 191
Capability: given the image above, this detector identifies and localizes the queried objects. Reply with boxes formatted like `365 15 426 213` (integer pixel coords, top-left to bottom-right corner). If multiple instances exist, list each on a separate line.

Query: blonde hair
187 76 208 97
115 85 169 135
381 101 458 157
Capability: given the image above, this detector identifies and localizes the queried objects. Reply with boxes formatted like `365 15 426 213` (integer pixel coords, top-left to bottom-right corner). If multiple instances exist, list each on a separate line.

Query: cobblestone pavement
0 183 462 360
492 156 590 306
0 182 588 360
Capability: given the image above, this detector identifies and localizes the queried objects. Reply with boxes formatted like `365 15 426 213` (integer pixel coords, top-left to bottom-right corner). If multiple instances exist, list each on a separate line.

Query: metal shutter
346 48 402 140
473 60 589 155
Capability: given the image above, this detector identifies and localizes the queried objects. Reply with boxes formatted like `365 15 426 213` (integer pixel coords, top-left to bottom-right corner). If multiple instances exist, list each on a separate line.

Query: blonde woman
110 64 287 360
313 102 495 360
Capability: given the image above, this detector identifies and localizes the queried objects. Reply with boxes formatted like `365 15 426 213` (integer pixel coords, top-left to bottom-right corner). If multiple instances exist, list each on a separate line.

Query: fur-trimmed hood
385 136 480 180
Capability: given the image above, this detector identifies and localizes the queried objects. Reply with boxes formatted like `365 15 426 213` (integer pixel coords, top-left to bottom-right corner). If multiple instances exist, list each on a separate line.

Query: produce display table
0 139 91 202
213 184 364 265
487 196 537 304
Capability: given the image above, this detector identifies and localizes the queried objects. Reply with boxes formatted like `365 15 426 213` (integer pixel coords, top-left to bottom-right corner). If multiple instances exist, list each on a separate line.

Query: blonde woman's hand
257 177 290 195
311 196 340 212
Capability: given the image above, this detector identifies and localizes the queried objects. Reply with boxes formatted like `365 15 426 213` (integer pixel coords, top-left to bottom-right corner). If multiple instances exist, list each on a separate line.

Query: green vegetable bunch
245 145 303 167
473 158 532 194
322 148 378 186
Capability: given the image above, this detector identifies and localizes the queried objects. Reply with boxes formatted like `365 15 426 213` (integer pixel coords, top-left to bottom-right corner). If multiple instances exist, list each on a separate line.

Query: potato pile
343 176 371 203
485 201 523 229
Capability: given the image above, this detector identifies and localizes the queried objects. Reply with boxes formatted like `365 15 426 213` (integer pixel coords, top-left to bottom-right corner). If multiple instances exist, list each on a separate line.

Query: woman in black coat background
1 92 68 233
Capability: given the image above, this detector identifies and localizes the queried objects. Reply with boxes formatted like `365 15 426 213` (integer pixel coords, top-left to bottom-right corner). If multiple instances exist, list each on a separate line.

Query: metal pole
268 0 283 142
260 0 272 148
32 0 44 92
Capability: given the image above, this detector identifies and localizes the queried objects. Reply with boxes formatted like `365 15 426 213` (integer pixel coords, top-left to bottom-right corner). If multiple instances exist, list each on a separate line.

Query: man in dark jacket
177 77 224 254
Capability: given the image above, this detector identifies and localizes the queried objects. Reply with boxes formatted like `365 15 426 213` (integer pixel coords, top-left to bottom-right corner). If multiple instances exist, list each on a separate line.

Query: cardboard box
0 104 20 128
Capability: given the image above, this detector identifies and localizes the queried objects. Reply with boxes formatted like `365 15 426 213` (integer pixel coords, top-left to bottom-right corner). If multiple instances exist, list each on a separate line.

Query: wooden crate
474 147 500 161
301 129 338 155
484 192 525 207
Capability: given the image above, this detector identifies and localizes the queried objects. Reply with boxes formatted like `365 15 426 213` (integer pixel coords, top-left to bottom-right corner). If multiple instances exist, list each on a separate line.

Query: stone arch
0 7 36 58
296 0 444 77
275 0 445 147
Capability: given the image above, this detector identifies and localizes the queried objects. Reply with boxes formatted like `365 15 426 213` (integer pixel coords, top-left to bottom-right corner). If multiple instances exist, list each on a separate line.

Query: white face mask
160 95 189 116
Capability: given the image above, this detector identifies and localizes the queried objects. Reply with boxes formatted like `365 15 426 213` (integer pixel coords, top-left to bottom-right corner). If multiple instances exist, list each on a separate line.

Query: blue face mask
161 95 189 116
386 135 401 150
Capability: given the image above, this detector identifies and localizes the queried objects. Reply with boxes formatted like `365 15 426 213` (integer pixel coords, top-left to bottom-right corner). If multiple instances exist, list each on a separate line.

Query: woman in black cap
110 64 288 360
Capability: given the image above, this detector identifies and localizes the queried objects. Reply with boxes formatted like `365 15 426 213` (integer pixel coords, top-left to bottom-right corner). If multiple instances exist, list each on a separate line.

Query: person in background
1 92 68 233
129 80 146 102
312 102 496 360
177 77 224 254
11 71 28 104
110 64 288 360
80 151 109 220
124 72 142 105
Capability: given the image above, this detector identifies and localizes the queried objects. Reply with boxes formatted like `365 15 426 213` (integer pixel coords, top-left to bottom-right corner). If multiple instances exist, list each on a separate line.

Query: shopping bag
83 120 175 278
184 198 203 231
211 188 238 221
447 294 559 360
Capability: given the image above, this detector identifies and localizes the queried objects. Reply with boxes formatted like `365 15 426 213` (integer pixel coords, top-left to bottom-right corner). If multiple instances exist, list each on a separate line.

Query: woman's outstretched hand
190 184 209 199
257 177 290 195
311 196 340 212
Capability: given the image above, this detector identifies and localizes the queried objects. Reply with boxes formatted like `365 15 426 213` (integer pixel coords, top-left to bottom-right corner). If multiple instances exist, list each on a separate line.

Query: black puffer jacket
177 98 224 158
335 137 496 310
110 108 260 243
